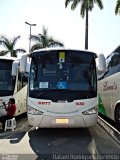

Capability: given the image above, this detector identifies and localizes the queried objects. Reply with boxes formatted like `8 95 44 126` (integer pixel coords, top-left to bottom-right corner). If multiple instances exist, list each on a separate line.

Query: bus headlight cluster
28 106 43 115
82 106 98 115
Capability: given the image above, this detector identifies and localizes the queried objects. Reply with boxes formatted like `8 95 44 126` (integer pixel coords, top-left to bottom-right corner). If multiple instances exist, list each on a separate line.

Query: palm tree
0 35 26 57
65 0 103 50
115 0 120 15
30 26 64 52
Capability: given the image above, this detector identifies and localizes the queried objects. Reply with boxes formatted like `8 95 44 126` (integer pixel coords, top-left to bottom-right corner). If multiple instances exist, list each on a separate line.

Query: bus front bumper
28 113 97 128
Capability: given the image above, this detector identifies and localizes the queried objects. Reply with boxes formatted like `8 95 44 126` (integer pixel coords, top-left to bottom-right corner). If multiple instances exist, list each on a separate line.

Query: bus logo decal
75 102 85 106
103 81 117 91
38 101 51 105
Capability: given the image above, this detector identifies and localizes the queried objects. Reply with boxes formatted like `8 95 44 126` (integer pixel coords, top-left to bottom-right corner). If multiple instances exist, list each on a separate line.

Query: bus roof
106 45 120 59
0 56 19 61
29 48 97 58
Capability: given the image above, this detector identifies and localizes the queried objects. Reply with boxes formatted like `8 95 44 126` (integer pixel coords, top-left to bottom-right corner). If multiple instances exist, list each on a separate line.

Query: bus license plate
56 119 69 124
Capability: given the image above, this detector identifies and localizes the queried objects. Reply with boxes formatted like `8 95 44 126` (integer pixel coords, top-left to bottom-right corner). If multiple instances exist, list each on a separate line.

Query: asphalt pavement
0 113 31 138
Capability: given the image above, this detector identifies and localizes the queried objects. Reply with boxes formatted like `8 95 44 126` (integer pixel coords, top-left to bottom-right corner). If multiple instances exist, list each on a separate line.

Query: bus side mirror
97 54 106 74
11 61 19 76
20 54 29 73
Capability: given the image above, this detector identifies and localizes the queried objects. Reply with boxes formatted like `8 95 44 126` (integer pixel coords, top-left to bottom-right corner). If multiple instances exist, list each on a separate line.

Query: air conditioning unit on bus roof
97 54 106 74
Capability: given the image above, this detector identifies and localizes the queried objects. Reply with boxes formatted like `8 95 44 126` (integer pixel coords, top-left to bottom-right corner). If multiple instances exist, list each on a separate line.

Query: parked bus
0 56 28 117
20 48 105 128
98 45 120 130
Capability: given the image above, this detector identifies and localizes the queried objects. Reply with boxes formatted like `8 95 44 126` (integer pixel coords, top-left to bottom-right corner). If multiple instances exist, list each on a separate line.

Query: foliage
30 26 64 52
0 35 26 57
65 0 103 18
65 0 103 49
115 0 120 15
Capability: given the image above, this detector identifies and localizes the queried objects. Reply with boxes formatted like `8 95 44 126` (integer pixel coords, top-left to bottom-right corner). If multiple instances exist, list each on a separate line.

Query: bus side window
104 63 120 78
17 73 28 91
22 74 28 87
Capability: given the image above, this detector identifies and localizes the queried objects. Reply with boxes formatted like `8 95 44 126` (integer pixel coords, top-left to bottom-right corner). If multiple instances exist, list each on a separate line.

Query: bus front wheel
115 105 120 131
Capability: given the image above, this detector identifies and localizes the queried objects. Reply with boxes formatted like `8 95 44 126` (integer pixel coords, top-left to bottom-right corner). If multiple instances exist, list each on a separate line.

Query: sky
0 0 120 58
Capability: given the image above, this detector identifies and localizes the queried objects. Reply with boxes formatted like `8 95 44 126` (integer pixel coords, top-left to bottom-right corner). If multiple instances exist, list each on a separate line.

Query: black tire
115 106 120 131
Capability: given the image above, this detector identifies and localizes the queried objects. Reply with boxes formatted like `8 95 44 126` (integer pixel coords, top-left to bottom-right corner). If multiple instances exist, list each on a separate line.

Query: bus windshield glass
0 60 15 96
29 50 97 101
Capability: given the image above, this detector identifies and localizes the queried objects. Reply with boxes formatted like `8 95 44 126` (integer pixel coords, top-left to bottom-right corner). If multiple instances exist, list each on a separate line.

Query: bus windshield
0 60 15 96
29 50 97 101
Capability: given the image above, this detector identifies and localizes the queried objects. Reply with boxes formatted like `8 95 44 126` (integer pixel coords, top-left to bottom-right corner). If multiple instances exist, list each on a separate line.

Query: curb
97 116 120 145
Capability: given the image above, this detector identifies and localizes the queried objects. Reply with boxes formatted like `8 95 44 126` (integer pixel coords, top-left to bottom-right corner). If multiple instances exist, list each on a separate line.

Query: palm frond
30 26 64 50
0 35 26 57
0 35 9 44
30 35 40 42
48 38 64 47
0 50 9 56
115 0 120 15
88 0 94 11
71 0 80 10
11 51 17 57
65 0 72 8
31 43 43 52
80 1 86 18
95 0 103 10
15 49 26 53
0 40 3 45
0 37 12 50
42 26 48 37
12 35 20 47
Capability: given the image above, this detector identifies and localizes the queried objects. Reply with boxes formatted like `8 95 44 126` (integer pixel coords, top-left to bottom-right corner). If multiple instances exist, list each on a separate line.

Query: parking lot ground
0 113 32 138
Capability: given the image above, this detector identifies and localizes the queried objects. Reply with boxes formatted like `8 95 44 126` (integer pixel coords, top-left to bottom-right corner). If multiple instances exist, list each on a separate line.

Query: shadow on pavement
0 113 31 140
28 128 93 160
9 130 27 143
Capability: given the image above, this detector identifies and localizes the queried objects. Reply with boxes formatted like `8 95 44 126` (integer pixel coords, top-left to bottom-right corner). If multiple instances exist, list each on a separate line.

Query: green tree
115 0 120 15
0 35 26 57
30 26 64 52
65 0 103 49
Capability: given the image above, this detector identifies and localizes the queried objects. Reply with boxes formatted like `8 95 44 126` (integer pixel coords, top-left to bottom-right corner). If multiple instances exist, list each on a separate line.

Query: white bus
98 45 120 131
20 48 105 128
0 56 28 117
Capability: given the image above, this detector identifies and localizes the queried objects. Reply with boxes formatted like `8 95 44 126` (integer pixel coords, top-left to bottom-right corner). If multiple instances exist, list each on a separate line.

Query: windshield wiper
36 89 55 97
36 89 76 98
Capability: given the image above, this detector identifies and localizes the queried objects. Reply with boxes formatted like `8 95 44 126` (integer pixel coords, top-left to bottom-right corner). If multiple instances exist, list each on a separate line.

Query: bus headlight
82 106 98 115
28 106 43 115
